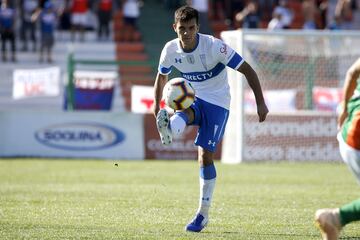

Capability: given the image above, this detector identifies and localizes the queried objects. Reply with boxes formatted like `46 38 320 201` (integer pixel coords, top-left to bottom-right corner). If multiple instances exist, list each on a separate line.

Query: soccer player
152 5 268 232
315 57 360 240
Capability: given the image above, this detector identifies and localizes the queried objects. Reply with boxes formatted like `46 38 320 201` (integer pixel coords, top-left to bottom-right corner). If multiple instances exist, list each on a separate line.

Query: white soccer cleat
156 109 172 145
315 208 342 240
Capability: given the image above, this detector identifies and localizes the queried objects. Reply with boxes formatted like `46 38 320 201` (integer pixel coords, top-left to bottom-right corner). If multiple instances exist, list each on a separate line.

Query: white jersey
158 33 244 110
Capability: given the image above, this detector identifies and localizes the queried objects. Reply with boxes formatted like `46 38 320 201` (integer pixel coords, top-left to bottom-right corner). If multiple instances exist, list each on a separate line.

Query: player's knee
198 148 214 166
170 114 187 137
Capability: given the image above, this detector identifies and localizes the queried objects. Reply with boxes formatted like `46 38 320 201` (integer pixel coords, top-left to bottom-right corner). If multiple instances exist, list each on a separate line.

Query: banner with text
0 111 144 159
64 70 117 110
13 67 60 99
244 113 340 162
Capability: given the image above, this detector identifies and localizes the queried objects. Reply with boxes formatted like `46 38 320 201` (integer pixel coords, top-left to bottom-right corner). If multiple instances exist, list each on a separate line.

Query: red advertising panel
244 113 341 162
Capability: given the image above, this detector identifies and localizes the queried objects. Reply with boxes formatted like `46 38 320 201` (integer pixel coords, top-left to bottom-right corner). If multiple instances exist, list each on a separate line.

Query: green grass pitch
0 159 359 240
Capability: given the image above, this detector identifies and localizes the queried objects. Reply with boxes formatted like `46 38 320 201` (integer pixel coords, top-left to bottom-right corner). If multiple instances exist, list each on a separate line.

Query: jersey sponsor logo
183 72 213 81
181 62 225 82
175 58 182 63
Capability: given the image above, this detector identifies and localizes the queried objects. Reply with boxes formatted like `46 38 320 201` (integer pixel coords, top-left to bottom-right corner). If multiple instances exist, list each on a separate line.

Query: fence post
67 52 75 111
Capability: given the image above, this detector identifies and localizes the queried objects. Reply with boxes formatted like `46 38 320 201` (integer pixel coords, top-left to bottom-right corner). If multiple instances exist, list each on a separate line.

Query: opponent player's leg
315 133 360 239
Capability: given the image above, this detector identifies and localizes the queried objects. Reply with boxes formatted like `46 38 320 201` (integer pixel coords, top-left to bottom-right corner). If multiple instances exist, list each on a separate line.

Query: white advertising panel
0 111 144 159
245 89 296 112
13 67 60 99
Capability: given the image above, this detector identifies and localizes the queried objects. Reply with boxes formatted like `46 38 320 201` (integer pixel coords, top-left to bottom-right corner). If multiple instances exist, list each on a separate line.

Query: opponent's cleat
156 109 172 145
185 213 208 232
315 208 342 240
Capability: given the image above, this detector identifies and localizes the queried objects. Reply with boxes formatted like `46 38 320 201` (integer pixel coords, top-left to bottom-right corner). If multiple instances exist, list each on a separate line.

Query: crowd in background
166 0 360 31
0 0 125 63
1 0 360 63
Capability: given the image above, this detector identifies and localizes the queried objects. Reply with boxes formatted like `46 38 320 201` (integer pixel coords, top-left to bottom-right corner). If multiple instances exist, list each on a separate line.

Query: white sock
169 114 186 138
197 177 216 218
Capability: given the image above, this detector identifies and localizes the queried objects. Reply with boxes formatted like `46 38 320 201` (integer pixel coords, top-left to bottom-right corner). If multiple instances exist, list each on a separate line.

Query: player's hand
257 102 269 122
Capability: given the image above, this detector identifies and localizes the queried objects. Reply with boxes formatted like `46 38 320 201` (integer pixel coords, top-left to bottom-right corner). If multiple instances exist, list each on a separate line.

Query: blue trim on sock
200 164 216 180
175 111 189 125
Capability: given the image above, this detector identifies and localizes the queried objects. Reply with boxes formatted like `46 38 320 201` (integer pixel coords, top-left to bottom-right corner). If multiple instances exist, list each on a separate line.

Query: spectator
317 0 329 29
163 0 184 10
235 0 260 29
210 0 226 21
123 0 142 30
267 11 283 30
187 0 212 34
335 0 353 29
96 0 112 40
69 0 89 41
273 0 293 29
59 0 71 31
302 0 318 29
225 0 244 26
32 1 57 63
19 0 38 52
0 0 16 62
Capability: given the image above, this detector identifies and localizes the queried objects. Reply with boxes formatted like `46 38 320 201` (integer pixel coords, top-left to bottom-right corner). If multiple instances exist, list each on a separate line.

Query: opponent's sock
169 111 188 137
339 198 360 226
197 164 216 218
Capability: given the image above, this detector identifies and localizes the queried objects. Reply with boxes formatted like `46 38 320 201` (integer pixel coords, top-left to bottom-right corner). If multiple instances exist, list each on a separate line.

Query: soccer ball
163 77 195 110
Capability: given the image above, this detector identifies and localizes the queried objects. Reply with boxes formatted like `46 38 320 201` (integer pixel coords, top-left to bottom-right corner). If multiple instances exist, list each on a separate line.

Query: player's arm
237 61 268 122
338 58 360 128
153 72 168 117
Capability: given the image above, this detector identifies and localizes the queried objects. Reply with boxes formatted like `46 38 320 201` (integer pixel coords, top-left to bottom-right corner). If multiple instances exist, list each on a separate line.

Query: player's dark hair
174 5 199 25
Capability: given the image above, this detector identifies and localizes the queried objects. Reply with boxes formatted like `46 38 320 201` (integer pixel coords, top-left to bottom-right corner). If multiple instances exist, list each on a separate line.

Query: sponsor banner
143 114 222 160
0 111 143 159
244 112 341 162
131 85 166 113
245 89 297 112
64 70 117 110
13 67 60 99
313 87 342 112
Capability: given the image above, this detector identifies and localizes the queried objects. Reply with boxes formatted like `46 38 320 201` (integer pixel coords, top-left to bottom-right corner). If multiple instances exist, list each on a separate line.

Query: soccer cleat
185 213 208 232
315 208 342 240
156 109 172 145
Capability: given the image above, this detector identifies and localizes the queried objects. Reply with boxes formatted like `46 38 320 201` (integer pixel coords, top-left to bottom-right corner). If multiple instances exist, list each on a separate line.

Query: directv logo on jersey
182 72 213 81
181 62 225 82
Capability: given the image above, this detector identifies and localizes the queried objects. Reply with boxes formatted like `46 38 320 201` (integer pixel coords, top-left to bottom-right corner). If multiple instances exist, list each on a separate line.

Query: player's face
173 18 199 51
